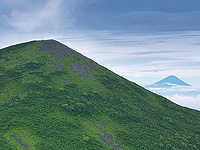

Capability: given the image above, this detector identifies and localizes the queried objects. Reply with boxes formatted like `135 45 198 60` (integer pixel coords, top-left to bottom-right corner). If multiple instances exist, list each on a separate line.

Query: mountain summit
147 75 191 88
0 40 200 150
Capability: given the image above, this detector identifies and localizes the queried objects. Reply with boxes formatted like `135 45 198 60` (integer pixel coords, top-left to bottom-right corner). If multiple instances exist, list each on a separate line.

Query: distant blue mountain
146 75 191 88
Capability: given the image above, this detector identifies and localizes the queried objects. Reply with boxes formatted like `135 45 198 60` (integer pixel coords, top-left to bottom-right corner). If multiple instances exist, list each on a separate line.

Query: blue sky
0 1 200 90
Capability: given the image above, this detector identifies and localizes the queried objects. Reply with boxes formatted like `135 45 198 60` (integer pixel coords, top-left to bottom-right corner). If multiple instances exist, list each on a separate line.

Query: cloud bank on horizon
149 85 200 111
0 0 200 89
167 94 200 111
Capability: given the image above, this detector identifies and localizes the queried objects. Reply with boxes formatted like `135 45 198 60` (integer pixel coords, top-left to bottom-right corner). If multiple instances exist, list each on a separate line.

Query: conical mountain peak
147 75 191 88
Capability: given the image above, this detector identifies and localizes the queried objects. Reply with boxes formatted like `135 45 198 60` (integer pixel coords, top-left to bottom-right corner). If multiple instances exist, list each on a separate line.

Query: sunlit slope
0 40 199 150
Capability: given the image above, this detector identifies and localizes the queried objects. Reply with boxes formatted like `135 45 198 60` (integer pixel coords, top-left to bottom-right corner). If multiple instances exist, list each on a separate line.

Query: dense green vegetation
0 40 200 150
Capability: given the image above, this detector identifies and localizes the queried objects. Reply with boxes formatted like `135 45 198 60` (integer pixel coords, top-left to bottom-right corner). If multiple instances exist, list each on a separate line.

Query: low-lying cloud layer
167 94 200 111
147 85 200 110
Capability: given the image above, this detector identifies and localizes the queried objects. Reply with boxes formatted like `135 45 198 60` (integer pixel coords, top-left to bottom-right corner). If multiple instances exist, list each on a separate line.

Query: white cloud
146 85 200 111
5 0 62 32
148 85 200 94
3 0 81 33
167 94 200 111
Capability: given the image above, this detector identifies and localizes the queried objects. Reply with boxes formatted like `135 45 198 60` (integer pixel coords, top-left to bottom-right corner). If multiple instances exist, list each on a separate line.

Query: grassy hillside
0 40 199 150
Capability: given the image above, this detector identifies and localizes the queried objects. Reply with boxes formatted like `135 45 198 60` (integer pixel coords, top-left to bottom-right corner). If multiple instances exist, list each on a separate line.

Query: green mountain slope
0 40 199 150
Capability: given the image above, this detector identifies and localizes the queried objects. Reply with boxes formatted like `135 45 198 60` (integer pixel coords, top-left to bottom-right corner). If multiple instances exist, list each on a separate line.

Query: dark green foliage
0 40 200 150
50 71 67 76
5 69 22 79
23 62 43 70
0 41 36 55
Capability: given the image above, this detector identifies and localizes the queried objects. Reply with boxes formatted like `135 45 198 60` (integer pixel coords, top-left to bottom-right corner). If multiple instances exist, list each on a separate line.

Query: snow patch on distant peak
146 75 191 89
